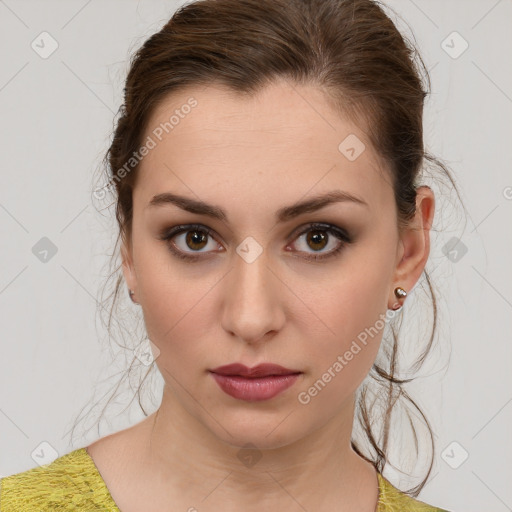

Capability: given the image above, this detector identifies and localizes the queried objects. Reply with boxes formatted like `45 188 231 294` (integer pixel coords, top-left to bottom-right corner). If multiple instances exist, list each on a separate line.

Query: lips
210 363 301 378
209 363 302 401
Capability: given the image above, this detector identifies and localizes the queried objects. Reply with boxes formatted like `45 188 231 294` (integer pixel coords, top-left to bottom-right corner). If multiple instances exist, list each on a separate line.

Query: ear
121 236 137 296
389 186 435 308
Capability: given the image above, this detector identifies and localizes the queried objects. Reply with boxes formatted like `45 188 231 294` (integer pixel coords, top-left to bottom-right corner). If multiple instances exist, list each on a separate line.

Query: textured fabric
0 447 450 511
0 448 120 511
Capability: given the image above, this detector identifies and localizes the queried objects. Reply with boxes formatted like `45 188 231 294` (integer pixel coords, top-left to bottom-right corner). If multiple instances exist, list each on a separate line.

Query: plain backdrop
1 1 511 511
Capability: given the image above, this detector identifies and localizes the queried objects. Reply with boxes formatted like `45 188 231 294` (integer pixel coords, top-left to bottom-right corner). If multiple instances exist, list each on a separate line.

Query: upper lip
210 363 301 378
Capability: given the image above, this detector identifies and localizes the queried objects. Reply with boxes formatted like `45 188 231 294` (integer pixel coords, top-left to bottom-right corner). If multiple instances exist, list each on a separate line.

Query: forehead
135 79 393 217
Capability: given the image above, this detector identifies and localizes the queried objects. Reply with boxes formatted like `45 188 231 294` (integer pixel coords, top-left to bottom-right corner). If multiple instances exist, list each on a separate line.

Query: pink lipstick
209 363 302 402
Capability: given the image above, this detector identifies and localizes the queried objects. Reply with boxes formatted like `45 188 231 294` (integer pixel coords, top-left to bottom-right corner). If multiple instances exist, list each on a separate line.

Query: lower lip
209 372 301 401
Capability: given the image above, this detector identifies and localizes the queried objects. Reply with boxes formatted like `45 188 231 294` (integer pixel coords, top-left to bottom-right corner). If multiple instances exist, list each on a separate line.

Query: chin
207 412 309 452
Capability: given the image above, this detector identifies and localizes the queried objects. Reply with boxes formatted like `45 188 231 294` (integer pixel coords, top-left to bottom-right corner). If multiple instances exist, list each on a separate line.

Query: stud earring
129 288 138 304
391 286 407 311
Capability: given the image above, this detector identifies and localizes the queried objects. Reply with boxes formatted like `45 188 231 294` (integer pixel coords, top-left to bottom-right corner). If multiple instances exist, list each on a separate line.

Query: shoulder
0 447 119 512
377 473 452 512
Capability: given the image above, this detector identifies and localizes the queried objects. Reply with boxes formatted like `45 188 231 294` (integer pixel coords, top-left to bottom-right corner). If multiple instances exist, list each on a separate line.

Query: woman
0 0 458 510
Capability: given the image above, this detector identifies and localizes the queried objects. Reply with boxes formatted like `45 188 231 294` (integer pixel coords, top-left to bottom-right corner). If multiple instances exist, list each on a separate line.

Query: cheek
133 241 216 365
297 239 394 391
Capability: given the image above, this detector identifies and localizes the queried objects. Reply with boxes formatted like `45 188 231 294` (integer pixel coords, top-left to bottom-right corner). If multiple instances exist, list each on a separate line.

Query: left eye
284 222 352 261
160 222 351 262
289 223 349 259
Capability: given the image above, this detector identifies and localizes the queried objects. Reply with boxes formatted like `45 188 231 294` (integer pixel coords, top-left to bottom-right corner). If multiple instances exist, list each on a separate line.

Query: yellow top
0 447 450 511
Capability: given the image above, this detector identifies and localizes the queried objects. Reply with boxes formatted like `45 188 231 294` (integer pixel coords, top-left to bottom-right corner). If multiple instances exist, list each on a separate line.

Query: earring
129 288 138 304
391 286 407 311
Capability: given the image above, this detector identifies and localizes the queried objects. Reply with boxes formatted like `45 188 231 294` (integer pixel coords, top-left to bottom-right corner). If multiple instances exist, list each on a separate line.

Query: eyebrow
146 190 368 223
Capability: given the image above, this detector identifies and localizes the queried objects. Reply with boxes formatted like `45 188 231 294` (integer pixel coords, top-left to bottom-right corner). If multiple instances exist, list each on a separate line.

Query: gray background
1 1 511 510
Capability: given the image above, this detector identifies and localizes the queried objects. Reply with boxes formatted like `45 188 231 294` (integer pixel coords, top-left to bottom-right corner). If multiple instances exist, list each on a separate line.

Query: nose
220 248 286 345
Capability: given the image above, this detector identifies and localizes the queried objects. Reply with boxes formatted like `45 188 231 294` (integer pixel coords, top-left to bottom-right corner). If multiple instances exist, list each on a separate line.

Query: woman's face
122 79 429 449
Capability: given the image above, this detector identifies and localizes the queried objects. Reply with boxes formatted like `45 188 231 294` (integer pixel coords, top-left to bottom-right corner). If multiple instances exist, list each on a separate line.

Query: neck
138 384 379 511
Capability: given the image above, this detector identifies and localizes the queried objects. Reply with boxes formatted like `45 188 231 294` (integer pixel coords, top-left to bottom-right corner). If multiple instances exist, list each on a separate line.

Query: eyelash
159 222 352 262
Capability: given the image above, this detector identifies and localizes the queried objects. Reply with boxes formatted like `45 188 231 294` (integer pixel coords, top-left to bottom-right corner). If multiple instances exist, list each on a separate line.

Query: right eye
159 224 223 261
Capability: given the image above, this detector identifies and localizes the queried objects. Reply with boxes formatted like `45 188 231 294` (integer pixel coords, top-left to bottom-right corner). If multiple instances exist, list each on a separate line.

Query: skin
87 78 435 512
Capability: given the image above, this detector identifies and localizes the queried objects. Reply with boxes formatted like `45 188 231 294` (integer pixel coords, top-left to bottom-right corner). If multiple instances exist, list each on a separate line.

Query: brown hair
73 0 465 498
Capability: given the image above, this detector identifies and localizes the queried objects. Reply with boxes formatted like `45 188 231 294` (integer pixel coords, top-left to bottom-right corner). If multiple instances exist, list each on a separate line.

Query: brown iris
306 230 328 251
186 230 208 250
